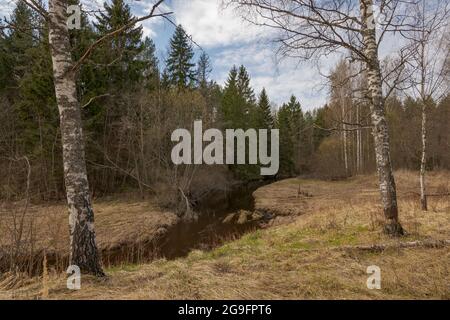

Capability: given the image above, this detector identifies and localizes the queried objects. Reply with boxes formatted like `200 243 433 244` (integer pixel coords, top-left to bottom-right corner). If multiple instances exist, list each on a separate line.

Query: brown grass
0 198 178 273
0 170 449 300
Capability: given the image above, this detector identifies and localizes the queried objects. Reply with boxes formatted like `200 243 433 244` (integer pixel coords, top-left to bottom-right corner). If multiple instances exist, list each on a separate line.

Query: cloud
171 0 265 48
212 44 337 110
0 0 15 17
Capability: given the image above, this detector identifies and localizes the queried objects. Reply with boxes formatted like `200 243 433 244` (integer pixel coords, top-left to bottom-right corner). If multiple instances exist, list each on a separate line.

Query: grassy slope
1 171 449 299
0 199 177 256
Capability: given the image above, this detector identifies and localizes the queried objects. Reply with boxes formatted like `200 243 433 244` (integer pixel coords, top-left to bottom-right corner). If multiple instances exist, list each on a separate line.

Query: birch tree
19 0 170 275
403 0 450 211
225 0 415 235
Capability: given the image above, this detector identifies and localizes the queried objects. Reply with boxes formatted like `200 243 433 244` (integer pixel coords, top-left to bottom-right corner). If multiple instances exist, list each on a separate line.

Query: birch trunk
341 98 349 176
420 102 428 211
48 0 104 275
356 104 361 174
419 41 428 211
360 0 404 236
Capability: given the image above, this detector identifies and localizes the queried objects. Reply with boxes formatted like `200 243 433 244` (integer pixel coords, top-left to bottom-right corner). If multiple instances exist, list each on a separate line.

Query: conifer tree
0 22 13 95
220 65 260 179
255 88 274 129
220 66 242 127
4 0 36 97
166 24 196 89
276 103 295 175
140 37 159 90
237 65 256 105
286 95 305 172
94 0 145 88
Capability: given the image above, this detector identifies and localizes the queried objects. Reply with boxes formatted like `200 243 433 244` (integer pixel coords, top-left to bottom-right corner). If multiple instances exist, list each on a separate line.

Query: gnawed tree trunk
48 0 104 275
360 0 404 236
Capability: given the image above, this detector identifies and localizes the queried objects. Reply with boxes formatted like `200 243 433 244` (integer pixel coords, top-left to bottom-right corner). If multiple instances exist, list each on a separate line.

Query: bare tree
403 0 450 211
18 0 170 275
225 0 421 235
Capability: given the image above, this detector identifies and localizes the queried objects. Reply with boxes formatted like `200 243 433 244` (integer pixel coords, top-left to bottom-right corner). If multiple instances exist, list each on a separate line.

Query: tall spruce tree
237 65 256 106
140 37 159 90
286 95 305 172
220 66 242 127
276 103 295 175
3 0 36 99
255 88 274 129
220 65 260 179
166 25 196 89
94 0 145 88
0 23 10 93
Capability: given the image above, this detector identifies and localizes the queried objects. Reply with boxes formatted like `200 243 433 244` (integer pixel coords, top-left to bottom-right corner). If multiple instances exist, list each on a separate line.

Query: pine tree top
166 24 196 89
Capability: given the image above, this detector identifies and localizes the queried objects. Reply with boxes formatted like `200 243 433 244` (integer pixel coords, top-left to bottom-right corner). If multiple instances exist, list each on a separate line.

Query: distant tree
166 24 196 89
140 37 160 90
329 60 353 176
276 103 294 175
220 65 260 179
237 65 256 105
197 51 212 88
220 66 242 128
287 95 306 173
160 68 171 90
255 88 274 129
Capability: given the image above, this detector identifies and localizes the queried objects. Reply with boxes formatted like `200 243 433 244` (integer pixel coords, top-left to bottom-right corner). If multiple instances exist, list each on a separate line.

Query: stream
0 181 272 275
158 181 271 260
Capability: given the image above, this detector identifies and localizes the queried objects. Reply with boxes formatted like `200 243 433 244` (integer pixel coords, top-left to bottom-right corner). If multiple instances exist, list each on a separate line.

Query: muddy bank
0 180 273 275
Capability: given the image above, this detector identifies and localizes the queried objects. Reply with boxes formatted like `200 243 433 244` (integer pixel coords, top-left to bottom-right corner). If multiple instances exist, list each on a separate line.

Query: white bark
420 102 427 210
48 0 104 275
360 0 403 236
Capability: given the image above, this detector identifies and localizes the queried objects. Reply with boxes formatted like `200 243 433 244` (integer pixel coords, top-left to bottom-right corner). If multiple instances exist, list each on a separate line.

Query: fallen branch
404 191 450 197
295 239 450 253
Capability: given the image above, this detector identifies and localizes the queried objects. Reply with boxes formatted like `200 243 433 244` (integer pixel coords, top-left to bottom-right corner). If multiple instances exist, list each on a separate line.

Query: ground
0 170 449 299
0 197 178 271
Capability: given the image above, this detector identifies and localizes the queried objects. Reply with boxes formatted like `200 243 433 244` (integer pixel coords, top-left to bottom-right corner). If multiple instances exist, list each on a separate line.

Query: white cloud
0 0 15 17
141 24 155 38
212 44 337 110
171 0 266 48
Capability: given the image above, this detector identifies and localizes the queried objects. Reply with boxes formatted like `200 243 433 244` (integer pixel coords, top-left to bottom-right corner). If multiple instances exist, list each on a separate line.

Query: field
0 170 449 299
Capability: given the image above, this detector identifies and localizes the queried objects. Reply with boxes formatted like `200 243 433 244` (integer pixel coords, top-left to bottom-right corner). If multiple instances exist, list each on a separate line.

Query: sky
115 0 339 110
0 0 406 110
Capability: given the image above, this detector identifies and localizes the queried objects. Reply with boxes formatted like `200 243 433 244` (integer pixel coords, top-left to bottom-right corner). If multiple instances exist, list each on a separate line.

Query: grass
0 170 449 299
0 197 178 272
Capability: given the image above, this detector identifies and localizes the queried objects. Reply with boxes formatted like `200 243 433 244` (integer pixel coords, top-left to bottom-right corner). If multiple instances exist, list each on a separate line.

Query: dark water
157 181 269 260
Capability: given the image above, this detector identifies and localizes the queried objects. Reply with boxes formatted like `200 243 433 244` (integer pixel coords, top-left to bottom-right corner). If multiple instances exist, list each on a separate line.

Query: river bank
1 170 449 299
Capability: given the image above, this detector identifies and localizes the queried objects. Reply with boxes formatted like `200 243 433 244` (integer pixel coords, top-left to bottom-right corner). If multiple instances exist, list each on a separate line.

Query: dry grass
1 171 449 300
0 198 178 272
